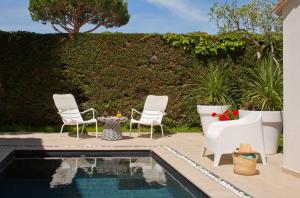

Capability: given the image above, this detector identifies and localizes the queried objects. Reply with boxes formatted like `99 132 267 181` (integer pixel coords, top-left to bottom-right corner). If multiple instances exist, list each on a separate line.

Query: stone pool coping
0 132 299 197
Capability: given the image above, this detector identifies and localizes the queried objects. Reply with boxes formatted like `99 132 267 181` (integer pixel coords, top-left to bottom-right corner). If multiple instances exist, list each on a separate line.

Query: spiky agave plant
242 55 283 111
199 65 231 105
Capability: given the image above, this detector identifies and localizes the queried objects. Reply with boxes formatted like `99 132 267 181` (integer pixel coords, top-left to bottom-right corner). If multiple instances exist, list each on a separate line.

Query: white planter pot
197 105 228 136
239 110 283 155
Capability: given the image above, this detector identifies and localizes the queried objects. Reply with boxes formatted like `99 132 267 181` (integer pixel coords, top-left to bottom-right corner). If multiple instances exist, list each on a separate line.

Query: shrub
0 31 282 127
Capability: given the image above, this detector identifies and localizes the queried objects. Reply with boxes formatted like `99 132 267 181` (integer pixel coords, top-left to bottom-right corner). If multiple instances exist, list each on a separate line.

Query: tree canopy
29 0 130 35
209 0 282 67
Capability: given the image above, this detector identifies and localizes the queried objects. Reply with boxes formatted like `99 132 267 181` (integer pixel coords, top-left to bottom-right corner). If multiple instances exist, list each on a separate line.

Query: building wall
282 0 300 173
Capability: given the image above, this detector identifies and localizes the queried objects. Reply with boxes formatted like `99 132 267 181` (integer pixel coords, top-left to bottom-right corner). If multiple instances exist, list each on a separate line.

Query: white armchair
201 112 266 167
130 95 168 139
53 94 98 139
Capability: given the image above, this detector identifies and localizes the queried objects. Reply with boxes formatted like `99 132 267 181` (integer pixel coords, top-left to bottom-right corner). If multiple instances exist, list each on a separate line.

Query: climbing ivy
162 32 246 56
162 32 283 60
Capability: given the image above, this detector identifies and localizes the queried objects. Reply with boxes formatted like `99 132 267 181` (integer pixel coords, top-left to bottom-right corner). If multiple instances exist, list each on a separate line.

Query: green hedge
0 31 282 128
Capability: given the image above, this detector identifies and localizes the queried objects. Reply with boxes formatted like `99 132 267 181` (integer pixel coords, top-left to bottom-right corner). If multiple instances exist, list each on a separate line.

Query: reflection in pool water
0 157 197 198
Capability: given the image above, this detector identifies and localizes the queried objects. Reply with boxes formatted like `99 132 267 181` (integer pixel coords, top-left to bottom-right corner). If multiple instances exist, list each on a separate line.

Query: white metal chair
201 112 267 167
53 94 98 139
130 95 168 139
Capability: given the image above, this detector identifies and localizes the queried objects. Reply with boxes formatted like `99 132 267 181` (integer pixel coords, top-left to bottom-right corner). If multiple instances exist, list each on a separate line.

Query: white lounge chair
201 112 266 167
53 94 98 139
130 95 168 139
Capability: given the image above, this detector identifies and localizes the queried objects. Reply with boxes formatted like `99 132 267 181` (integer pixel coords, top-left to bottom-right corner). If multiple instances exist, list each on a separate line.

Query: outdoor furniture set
53 93 268 168
53 94 168 140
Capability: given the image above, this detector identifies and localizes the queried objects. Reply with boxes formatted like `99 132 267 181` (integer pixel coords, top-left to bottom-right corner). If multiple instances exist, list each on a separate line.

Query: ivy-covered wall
0 31 282 127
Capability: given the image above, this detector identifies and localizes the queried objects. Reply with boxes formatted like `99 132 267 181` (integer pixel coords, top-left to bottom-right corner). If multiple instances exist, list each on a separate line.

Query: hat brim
234 149 257 154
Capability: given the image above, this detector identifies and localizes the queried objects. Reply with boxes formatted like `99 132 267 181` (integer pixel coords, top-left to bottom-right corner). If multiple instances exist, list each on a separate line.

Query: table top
98 116 128 122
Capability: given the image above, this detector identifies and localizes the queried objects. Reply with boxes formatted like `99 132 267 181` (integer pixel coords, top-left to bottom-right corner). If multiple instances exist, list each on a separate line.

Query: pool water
0 156 206 198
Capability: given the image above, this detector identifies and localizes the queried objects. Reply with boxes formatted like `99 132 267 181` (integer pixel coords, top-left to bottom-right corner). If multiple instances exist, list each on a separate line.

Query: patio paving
0 132 298 197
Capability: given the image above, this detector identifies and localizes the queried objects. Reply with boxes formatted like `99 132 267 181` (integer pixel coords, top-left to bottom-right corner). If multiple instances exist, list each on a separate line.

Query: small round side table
98 116 128 141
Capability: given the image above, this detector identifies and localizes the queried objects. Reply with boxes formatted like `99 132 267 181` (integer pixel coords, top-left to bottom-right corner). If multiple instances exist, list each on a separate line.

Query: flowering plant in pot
212 108 239 121
196 65 231 136
240 55 283 154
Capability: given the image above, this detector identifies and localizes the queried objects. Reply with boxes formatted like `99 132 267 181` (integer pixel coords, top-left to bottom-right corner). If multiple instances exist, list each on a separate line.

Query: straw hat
235 144 257 154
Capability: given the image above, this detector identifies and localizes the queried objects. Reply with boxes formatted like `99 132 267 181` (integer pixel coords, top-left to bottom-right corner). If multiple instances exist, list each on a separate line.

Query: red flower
211 112 217 117
219 114 226 121
233 109 239 117
224 114 230 120
219 113 230 121
224 109 230 115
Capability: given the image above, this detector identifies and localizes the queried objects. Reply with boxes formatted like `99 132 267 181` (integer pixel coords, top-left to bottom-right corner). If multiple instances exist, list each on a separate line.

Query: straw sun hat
235 144 257 154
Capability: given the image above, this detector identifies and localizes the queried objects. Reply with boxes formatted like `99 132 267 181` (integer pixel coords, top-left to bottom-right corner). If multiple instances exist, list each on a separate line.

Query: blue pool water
0 156 206 198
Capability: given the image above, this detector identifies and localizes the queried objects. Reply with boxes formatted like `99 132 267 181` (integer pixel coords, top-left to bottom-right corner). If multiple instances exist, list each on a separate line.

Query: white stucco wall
282 0 300 173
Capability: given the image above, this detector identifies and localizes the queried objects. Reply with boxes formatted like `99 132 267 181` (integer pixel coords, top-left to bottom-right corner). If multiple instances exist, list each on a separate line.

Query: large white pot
239 110 283 155
197 105 228 136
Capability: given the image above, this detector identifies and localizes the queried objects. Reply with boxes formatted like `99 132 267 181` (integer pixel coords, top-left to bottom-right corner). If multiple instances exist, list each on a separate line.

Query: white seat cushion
65 118 97 125
131 118 161 126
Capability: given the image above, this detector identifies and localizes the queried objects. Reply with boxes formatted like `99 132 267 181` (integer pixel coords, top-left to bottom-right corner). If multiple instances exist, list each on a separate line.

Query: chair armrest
131 109 142 119
81 108 95 119
160 111 167 116
58 109 78 114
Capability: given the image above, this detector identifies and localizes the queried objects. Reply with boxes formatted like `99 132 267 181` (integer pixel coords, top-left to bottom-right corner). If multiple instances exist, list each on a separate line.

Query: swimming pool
0 150 209 198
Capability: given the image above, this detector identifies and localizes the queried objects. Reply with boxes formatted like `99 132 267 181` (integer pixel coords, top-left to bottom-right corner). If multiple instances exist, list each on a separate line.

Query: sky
0 0 249 34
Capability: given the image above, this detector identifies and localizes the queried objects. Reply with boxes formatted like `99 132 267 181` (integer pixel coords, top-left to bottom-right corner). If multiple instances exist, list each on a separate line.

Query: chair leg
260 152 267 165
213 153 222 167
95 121 98 138
160 125 164 137
90 158 97 174
76 123 79 140
129 122 132 136
81 124 85 135
201 146 207 157
129 157 133 175
258 142 267 165
150 124 153 139
138 124 141 133
60 124 65 136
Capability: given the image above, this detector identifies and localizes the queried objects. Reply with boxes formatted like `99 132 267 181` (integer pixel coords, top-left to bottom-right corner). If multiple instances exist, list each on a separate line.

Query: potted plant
196 65 231 136
240 55 283 154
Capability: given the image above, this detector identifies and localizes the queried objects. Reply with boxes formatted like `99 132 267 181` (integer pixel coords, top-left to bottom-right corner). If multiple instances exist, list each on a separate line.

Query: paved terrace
0 132 298 198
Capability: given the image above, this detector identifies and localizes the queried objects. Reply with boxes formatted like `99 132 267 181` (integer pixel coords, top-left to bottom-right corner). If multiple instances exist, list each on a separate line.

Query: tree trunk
68 28 80 40
69 32 77 40
270 41 281 70
257 50 261 60
241 31 262 61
